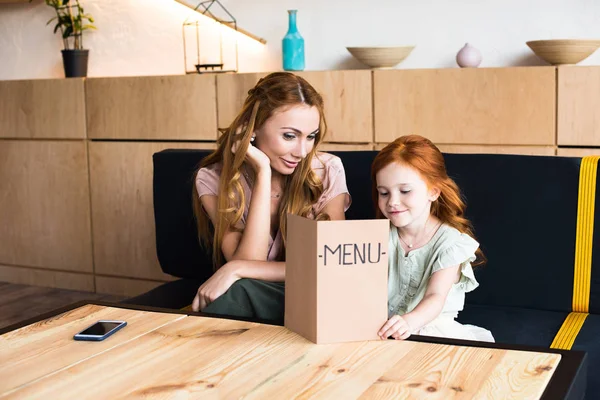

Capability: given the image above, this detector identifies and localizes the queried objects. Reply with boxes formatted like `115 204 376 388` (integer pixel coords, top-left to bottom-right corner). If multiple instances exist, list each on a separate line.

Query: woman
191 72 351 322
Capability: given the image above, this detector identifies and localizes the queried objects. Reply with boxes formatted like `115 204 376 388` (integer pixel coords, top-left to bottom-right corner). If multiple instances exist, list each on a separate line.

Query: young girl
373 135 493 342
190 72 351 321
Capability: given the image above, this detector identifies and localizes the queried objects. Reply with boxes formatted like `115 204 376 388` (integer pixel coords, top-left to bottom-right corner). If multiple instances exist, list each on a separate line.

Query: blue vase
282 10 305 71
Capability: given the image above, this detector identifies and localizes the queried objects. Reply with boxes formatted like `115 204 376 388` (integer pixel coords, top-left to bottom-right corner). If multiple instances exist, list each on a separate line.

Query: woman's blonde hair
193 72 329 268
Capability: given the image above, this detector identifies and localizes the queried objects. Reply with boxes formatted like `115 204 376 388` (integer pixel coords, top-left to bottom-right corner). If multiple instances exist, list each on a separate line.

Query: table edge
0 300 587 400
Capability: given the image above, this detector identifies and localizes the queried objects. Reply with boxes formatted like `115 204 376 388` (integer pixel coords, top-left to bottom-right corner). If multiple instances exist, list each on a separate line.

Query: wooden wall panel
375 143 555 155
558 66 600 146
95 276 166 298
436 144 555 156
0 140 93 272
374 67 556 145
86 75 217 140
557 148 600 157
0 265 94 292
296 71 372 143
217 71 373 143
89 142 216 281
319 143 373 151
0 78 85 139
216 72 268 129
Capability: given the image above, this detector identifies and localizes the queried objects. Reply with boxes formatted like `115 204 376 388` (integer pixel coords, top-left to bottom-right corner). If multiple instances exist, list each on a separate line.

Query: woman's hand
191 261 241 312
232 137 271 173
378 315 412 340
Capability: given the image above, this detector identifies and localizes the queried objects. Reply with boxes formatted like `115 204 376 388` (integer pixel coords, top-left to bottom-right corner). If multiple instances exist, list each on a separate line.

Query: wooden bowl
526 39 600 65
346 46 415 68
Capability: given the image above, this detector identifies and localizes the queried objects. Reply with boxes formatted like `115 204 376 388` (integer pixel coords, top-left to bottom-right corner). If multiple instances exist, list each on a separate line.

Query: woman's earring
250 135 256 143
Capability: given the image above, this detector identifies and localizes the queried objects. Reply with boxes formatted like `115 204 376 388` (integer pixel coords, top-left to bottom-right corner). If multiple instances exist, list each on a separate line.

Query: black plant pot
61 49 89 78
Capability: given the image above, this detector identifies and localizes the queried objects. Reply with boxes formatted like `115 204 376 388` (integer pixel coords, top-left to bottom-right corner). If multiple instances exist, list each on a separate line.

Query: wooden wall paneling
296 71 373 143
0 265 94 292
217 71 373 143
373 67 556 145
216 72 268 129
319 143 374 151
86 75 217 140
374 143 555 155
95 276 166 298
0 78 86 139
557 66 600 146
89 142 216 281
557 147 600 157
436 144 555 155
0 140 93 272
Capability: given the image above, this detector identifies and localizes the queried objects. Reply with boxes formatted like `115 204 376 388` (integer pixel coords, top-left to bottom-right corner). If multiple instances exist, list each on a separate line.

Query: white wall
1 0 600 80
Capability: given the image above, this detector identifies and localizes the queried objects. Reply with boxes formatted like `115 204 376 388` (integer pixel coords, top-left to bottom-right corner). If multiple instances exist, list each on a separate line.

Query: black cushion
125 278 203 309
153 149 213 281
572 314 600 394
152 149 585 313
443 154 581 313
589 181 600 315
457 304 569 347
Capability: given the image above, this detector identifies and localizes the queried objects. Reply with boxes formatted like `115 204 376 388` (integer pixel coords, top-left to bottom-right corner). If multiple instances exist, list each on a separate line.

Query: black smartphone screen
79 321 122 336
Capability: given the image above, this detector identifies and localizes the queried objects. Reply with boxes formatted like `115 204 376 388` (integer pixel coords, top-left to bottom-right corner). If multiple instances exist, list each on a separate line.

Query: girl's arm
378 264 460 339
402 265 460 331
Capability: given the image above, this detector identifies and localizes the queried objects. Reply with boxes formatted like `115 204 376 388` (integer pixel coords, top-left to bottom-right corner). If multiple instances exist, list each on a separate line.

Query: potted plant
45 0 96 77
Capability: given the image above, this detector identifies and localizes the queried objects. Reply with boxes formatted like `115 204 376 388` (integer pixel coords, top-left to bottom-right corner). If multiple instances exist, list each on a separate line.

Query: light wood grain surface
216 71 373 143
216 72 268 129
557 66 600 146
0 140 93 272
0 264 94 292
85 75 217 140
0 78 86 139
1 305 561 400
374 67 556 145
320 143 374 151
295 71 373 143
376 144 556 156
557 147 600 157
89 141 215 281
0 304 185 396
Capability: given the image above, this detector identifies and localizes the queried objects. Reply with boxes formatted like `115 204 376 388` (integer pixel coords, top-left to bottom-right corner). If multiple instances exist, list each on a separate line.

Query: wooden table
0 301 587 399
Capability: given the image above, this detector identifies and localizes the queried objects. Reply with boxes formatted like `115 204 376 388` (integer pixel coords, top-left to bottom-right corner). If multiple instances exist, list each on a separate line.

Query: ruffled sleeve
312 153 352 215
432 232 480 292
195 164 220 198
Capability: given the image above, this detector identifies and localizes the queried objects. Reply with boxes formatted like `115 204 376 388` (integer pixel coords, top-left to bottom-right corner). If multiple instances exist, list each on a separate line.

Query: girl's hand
378 315 412 340
191 261 241 311
232 138 271 173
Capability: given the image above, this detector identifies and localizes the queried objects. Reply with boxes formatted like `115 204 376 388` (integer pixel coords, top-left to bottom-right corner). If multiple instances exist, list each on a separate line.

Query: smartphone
73 320 127 341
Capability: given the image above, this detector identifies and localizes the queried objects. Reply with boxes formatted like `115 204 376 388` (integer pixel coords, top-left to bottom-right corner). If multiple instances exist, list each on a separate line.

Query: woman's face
255 104 320 175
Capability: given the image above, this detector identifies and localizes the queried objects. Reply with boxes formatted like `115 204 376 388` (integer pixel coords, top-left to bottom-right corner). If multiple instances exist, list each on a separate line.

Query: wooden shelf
175 0 267 44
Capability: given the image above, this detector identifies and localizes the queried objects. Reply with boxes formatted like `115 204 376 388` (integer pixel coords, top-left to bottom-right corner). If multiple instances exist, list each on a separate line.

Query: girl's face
255 104 320 175
376 162 440 230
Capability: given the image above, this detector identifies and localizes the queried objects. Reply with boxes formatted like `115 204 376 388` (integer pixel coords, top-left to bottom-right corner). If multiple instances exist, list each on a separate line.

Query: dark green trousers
202 278 285 323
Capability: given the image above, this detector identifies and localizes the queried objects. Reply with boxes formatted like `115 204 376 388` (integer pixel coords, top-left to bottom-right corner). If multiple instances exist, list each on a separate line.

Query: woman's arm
192 260 285 311
320 193 349 221
200 145 274 262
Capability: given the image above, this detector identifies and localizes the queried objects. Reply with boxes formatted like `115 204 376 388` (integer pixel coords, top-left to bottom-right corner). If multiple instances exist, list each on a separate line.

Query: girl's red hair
371 135 486 266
